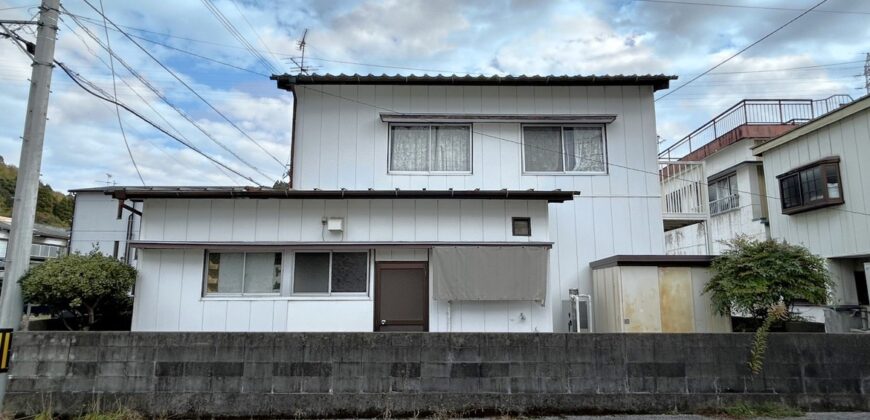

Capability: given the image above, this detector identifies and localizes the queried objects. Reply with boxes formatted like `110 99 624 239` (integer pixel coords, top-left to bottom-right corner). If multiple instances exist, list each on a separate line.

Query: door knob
380 319 387 325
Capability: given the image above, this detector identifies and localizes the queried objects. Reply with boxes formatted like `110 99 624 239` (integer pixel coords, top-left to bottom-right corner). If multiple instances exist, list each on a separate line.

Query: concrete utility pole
0 0 60 408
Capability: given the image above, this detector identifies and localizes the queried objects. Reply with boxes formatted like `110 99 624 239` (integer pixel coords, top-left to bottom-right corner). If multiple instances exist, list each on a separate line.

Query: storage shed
590 255 731 333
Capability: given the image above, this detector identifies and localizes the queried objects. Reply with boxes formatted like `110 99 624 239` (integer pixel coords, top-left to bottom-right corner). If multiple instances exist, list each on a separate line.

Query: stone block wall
4 332 870 417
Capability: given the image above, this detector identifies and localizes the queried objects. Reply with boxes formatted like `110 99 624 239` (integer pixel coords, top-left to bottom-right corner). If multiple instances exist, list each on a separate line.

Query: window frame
202 250 283 297
521 124 608 175
777 157 844 215
512 217 532 237
387 123 473 175
290 250 371 297
708 172 739 215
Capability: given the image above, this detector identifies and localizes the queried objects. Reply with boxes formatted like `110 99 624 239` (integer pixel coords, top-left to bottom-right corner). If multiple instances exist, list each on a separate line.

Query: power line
59 18 243 186
2 19 257 186
655 0 829 102
293 84 870 219
62 10 276 183
56 61 265 186
75 1 288 175
707 60 865 75
632 0 870 15
200 0 278 74
98 0 145 186
228 0 282 70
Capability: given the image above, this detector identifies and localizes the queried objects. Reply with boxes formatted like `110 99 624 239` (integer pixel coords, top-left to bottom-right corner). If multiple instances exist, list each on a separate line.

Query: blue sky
0 0 868 192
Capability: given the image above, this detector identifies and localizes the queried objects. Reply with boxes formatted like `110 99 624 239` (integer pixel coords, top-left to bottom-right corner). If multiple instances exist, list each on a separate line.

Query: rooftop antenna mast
290 29 310 74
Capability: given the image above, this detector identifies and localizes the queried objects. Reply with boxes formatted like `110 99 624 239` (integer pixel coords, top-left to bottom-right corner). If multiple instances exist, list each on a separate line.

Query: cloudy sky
0 0 868 192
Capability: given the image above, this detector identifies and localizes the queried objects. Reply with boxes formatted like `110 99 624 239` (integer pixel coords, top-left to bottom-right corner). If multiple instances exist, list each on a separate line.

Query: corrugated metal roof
101 186 578 203
272 73 677 91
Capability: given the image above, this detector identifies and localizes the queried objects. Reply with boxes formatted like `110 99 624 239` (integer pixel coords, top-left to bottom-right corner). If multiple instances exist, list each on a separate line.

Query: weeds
714 402 804 418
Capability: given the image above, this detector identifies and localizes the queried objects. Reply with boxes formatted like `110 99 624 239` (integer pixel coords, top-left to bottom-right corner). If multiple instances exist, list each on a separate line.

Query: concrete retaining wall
5 332 870 417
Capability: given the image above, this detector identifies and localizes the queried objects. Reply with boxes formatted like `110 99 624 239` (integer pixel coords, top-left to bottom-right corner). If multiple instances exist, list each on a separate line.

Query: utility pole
0 0 60 408
864 52 869 96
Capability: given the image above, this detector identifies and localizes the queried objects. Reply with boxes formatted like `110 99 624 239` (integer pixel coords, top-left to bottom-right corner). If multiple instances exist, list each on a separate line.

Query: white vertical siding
70 192 140 258
131 198 551 332
291 84 663 332
763 109 870 260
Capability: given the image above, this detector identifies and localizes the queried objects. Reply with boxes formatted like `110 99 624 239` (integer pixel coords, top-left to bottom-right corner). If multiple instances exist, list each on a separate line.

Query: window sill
782 199 844 215
522 171 608 176
200 295 371 302
388 171 473 176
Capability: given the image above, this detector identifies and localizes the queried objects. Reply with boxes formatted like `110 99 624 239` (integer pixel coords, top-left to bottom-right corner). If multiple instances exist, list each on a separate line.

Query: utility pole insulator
0 0 60 408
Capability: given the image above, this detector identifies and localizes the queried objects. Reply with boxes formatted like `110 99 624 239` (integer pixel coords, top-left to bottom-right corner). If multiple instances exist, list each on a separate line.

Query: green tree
20 252 137 330
52 194 74 223
704 237 833 320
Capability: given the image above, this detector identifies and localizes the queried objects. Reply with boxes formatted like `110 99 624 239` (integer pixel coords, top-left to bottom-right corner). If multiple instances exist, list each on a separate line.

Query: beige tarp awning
431 246 548 301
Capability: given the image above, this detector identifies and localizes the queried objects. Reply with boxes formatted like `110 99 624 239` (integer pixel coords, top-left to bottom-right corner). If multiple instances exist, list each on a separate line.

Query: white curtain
390 126 429 171
564 127 605 172
432 126 470 171
523 126 563 172
215 252 244 293
244 253 280 293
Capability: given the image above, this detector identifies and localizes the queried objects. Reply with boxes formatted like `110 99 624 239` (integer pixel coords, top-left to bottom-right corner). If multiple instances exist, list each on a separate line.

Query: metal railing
709 194 739 215
660 160 707 218
659 95 853 160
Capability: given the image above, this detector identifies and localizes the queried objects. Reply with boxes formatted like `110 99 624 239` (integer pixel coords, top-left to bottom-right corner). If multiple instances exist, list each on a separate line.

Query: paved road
548 414 869 419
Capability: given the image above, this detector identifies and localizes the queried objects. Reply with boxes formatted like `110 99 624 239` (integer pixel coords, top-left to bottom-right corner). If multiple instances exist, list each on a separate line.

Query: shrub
20 251 136 330
704 237 832 320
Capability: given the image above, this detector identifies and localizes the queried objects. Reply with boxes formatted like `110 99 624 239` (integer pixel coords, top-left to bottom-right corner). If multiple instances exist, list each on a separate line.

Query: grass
714 402 805 418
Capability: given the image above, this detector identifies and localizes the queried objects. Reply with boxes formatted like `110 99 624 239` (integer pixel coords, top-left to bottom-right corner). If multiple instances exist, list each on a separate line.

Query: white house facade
94 73 682 333
754 95 870 310
68 188 141 262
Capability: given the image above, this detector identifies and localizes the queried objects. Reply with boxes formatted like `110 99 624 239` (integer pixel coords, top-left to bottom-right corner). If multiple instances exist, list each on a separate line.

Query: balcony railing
660 160 707 231
658 95 853 161
709 194 739 216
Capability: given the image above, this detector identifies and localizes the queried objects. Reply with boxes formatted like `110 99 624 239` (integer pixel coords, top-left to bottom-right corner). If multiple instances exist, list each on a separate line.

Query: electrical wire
292 84 870 219
62 10 277 183
98 0 145 186
200 0 278 74
78 0 288 172
59 18 243 185
58 62 265 186
655 0 829 102
0 23 263 186
228 0 282 70
632 0 870 15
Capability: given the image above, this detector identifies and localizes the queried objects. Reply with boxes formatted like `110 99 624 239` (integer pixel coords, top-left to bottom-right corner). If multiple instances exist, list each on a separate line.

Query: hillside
0 156 73 228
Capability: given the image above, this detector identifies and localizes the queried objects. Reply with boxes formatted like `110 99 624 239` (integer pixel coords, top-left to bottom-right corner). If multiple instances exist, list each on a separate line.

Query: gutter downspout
66 192 77 256
288 85 298 189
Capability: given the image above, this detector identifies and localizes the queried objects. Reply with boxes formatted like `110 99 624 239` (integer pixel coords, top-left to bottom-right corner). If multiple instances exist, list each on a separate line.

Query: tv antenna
289 29 311 74
96 173 116 187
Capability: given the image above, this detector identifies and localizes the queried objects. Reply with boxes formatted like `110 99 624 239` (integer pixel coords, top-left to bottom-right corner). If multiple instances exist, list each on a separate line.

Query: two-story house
94 73 703 333
753 94 870 329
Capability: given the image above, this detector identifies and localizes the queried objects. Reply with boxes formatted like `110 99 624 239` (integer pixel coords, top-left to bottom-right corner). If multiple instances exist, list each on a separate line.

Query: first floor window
778 158 843 215
709 173 739 215
293 251 368 294
206 252 282 295
523 125 606 173
389 124 471 173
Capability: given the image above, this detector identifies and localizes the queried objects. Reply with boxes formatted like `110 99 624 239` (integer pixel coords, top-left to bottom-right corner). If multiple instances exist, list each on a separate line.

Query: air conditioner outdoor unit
568 289 592 333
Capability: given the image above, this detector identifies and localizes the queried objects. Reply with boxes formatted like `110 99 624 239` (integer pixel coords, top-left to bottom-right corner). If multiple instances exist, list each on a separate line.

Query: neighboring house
82 73 737 333
0 216 69 280
753 95 870 317
68 187 142 262
660 96 853 255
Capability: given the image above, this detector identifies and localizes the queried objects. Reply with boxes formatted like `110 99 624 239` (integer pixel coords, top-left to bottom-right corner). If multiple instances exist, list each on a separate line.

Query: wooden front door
374 261 428 332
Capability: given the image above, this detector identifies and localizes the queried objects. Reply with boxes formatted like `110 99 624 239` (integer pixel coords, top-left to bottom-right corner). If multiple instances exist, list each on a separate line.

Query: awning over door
431 246 548 302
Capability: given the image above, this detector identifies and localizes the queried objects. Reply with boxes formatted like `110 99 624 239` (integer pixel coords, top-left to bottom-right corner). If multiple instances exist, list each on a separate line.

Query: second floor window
389 124 471 173
523 125 606 173
778 157 843 215
709 173 739 215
